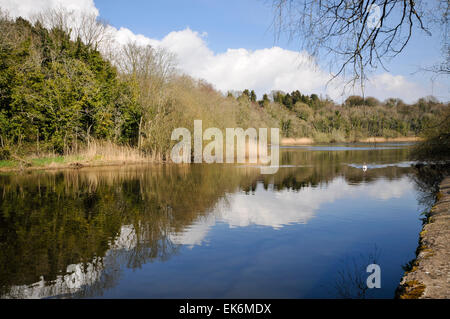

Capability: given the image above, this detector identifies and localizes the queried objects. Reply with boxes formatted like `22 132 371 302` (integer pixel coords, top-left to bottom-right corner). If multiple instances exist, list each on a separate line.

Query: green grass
31 156 65 166
0 160 17 168
30 155 85 166
0 155 87 170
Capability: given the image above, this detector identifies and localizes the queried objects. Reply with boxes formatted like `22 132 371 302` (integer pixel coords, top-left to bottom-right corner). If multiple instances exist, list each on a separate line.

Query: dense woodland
0 13 448 161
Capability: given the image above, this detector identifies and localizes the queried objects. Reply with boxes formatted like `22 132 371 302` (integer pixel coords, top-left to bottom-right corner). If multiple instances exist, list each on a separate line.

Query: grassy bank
0 141 154 172
0 136 423 173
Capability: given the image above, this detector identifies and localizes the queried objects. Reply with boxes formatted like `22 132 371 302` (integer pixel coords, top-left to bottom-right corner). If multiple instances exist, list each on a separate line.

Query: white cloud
139 28 342 99
363 73 428 102
112 26 158 47
0 0 98 19
145 28 427 103
0 0 429 103
110 28 433 104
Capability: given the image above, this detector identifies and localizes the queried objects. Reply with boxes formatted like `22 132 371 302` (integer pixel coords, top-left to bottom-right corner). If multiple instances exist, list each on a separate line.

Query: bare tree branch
271 0 446 91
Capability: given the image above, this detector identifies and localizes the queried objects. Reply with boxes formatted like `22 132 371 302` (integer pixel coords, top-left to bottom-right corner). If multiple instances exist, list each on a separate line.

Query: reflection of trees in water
267 148 413 192
412 164 450 208
0 165 259 298
65 223 180 299
333 246 381 299
0 148 414 298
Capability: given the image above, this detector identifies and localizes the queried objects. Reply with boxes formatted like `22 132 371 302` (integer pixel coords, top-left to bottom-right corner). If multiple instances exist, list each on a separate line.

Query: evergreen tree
250 90 257 102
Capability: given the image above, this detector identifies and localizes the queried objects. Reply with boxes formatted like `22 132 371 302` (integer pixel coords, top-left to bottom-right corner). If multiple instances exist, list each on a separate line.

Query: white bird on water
362 163 368 172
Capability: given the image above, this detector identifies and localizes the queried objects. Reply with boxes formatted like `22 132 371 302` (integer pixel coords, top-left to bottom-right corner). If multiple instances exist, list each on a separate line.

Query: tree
272 90 285 104
291 90 302 104
32 7 112 51
115 41 176 150
283 93 293 109
259 93 270 107
0 13 139 153
364 97 379 107
310 94 319 102
345 96 365 107
412 107 450 162
272 0 448 88
250 90 257 102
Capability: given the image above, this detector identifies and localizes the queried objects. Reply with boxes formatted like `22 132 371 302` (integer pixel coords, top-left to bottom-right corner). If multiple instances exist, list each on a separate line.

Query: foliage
0 13 448 161
0 146 10 160
0 15 140 154
411 107 450 162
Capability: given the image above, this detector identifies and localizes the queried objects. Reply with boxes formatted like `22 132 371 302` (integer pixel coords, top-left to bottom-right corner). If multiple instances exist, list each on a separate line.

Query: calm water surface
0 144 429 298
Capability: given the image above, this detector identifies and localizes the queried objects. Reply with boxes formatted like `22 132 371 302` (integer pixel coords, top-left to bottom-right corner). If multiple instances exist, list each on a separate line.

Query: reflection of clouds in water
3 177 413 298
172 177 412 246
4 259 104 299
365 180 409 200
110 225 137 251
220 190 316 229
169 214 217 248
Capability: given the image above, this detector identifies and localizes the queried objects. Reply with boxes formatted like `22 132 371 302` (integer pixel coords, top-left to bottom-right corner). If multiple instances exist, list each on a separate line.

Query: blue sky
95 0 277 53
1 0 448 102
93 0 448 101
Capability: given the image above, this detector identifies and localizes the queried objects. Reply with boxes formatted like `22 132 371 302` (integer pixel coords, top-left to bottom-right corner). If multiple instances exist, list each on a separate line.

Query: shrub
345 95 365 107
0 147 11 160
293 102 313 121
329 129 346 143
313 131 331 143
412 108 450 162
365 97 379 107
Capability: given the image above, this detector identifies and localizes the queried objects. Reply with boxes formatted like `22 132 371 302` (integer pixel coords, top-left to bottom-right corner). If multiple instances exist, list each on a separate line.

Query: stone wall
396 177 450 299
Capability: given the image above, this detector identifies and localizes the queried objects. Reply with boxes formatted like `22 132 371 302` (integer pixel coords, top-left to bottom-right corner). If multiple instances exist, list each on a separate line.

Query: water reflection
0 146 425 298
174 176 415 247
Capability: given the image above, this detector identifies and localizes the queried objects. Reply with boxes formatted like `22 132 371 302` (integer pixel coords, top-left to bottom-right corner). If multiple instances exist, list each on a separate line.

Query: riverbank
0 138 421 173
0 141 158 173
280 136 422 145
0 158 155 173
359 137 423 143
396 176 450 299
281 138 315 145
281 136 423 146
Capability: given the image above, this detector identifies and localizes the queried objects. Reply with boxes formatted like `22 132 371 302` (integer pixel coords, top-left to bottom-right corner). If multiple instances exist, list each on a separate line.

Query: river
0 143 429 298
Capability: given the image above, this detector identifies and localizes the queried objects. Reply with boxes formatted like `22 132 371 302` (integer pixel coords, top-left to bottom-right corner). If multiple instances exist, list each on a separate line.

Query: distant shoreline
358 137 423 143
0 139 420 173
281 136 423 145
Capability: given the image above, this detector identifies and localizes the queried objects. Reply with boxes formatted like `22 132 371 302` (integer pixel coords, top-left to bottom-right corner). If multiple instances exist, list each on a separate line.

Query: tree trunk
138 116 143 150
36 130 39 155
87 125 92 148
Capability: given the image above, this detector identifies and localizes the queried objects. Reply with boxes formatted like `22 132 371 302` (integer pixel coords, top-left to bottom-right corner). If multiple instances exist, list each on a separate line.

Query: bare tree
32 7 111 51
422 0 449 76
271 0 448 91
115 42 177 150
117 42 176 82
